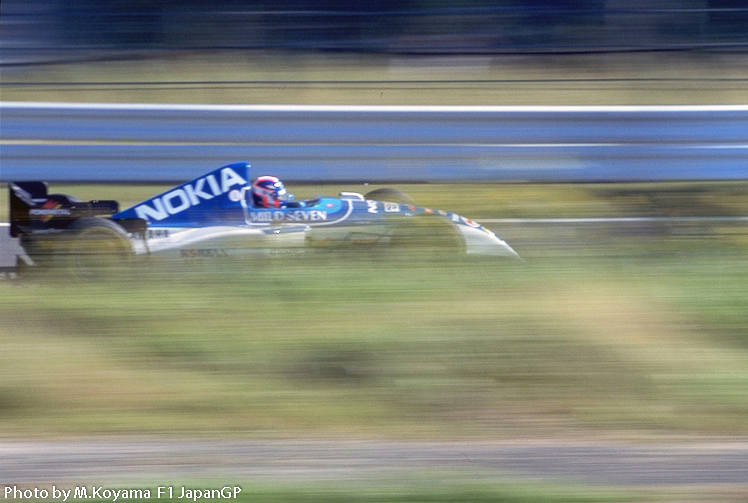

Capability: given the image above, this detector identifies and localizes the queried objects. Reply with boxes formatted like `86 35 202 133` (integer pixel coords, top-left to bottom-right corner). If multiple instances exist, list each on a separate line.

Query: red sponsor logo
40 199 63 222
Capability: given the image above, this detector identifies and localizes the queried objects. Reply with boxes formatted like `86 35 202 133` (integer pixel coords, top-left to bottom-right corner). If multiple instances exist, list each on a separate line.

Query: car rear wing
9 181 120 237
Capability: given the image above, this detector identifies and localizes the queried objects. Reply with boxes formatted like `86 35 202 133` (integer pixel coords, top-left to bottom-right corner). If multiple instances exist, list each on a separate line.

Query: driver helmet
251 176 292 208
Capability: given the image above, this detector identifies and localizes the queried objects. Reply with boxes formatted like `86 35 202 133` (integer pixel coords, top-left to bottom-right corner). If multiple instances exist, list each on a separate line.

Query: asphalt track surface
3 439 748 487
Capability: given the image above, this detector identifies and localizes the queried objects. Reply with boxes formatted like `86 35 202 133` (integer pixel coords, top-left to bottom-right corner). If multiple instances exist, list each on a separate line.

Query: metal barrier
1 103 747 182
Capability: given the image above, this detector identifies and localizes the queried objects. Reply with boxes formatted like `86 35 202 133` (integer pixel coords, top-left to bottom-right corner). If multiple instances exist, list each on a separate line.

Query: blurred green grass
1 238 747 437
2 182 748 437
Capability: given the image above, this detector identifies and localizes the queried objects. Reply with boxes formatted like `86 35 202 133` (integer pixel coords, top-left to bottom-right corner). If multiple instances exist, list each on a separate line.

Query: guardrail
1 103 747 182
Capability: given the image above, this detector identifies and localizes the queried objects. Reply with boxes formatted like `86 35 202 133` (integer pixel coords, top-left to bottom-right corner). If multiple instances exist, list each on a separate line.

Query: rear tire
61 218 133 280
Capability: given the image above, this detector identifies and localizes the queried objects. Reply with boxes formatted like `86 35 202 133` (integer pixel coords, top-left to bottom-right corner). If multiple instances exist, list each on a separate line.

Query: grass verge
2 182 748 438
1 244 747 438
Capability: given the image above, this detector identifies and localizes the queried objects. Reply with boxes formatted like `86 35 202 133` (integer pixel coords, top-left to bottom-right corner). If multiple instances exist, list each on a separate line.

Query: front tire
389 215 465 255
364 188 415 205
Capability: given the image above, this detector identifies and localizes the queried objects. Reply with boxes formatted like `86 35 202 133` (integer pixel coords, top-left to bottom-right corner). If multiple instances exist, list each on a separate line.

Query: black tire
364 188 415 205
60 218 133 280
389 214 465 255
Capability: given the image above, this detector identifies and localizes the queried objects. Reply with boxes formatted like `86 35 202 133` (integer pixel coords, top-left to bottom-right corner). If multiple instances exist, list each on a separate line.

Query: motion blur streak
2 103 747 182
2 181 748 443
3 1 748 500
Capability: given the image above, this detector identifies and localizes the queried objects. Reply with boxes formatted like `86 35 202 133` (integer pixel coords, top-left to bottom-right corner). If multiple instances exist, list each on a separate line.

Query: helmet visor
273 183 290 201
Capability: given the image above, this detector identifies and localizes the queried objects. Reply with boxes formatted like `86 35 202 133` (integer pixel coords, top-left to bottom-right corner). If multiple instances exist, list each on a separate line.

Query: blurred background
3 0 748 107
3 0 748 104
2 0 748 59
2 2 748 501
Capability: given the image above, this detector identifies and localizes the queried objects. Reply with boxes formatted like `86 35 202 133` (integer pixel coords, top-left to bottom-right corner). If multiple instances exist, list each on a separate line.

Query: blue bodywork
112 162 520 258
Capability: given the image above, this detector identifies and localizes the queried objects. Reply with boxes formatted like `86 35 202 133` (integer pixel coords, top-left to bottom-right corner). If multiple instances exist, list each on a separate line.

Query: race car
8 162 520 277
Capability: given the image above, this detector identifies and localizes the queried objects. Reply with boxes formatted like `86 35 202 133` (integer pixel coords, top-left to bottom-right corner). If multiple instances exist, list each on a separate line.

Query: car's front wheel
389 214 465 255
364 188 415 205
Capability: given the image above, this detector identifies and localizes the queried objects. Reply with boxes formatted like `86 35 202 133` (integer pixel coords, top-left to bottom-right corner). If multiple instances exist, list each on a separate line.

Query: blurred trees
1 0 747 56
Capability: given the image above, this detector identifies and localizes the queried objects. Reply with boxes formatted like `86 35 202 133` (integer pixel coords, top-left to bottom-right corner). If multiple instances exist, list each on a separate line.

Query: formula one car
8 162 519 277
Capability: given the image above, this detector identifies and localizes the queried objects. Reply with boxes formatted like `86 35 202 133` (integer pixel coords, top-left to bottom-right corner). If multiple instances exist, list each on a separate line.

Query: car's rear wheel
60 218 133 280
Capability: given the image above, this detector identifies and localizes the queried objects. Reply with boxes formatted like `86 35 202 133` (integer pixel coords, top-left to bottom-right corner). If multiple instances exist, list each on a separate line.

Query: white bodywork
459 225 521 258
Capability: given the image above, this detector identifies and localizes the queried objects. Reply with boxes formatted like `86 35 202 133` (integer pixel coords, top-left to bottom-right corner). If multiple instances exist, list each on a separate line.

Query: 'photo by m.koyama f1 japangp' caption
3 485 242 502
